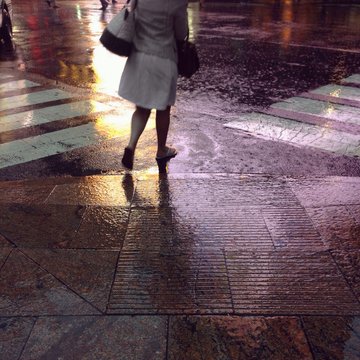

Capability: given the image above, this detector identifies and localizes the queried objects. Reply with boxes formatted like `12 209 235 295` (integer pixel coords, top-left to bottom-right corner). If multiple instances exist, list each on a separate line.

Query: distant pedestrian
119 0 188 170
46 0 59 8
100 0 117 11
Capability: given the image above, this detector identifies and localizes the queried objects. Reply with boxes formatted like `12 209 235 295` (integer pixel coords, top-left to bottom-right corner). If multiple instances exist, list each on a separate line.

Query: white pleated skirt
118 50 178 110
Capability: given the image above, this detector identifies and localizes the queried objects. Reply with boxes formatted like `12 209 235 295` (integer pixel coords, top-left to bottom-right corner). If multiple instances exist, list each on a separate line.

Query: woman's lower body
118 50 178 170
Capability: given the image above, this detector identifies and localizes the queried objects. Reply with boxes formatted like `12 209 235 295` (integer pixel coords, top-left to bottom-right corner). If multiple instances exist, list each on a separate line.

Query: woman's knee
156 106 171 117
136 106 151 118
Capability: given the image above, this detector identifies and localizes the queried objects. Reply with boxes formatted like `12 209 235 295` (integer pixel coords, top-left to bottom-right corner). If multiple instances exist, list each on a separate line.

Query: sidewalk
0 172 360 359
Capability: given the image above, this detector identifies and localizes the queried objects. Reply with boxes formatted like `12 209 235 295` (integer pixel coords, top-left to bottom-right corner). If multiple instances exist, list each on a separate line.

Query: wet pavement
1 173 360 358
1 0 360 358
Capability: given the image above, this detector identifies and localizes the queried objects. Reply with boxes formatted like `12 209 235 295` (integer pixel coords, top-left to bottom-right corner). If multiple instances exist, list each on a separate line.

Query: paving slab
46 175 132 206
21 249 119 313
0 173 359 356
0 248 12 268
168 316 312 360
289 177 360 207
226 250 360 315
0 250 99 316
306 206 360 249
108 249 232 315
0 235 13 248
19 316 167 360
331 248 360 302
70 206 129 249
302 316 360 360
0 317 35 360
0 183 55 204
0 203 85 248
348 204 360 224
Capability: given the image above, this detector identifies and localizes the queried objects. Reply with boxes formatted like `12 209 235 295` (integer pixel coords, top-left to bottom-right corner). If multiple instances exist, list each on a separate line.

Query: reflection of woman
119 0 188 170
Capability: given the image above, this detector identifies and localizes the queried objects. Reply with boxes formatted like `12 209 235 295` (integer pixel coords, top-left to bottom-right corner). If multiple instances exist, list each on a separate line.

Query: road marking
225 75 360 157
0 119 123 169
343 74 360 85
310 84 360 102
0 74 14 80
0 75 132 169
271 97 360 126
0 89 72 112
0 80 40 93
225 112 360 157
0 100 112 132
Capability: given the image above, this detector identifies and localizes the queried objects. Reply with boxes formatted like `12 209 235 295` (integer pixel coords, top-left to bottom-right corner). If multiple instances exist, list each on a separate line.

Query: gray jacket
133 0 188 63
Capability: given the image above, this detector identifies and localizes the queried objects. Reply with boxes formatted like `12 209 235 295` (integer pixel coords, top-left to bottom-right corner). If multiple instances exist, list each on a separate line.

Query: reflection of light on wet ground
57 60 94 84
95 108 155 142
95 113 131 138
324 103 335 117
330 89 341 98
281 0 293 48
188 2 200 42
91 45 126 96
76 4 82 20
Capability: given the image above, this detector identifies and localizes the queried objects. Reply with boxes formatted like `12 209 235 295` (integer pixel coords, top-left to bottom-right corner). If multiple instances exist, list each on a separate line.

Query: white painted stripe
0 119 124 169
271 97 360 126
225 113 360 157
0 100 112 132
0 80 40 93
0 74 14 80
342 74 360 85
310 85 360 102
0 89 72 112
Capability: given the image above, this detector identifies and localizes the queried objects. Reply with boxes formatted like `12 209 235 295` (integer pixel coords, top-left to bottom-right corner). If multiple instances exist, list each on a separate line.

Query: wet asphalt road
0 0 360 180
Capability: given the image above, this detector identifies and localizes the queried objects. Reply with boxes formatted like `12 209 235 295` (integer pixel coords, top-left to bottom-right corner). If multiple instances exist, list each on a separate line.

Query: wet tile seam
105 309 360 316
17 317 38 360
299 316 318 360
5 313 355 321
285 182 328 249
0 248 14 273
16 249 104 314
0 230 17 248
329 250 360 305
105 204 135 314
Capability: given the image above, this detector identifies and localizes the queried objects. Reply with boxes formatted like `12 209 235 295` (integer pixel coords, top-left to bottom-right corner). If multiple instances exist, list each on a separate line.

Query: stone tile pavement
0 173 360 359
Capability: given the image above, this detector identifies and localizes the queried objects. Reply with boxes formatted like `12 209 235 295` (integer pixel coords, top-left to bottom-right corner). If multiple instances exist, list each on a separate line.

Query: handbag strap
126 0 137 11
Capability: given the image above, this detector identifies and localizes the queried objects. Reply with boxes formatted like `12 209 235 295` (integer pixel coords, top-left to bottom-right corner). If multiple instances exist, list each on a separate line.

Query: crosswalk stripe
0 100 112 132
270 97 360 126
0 118 126 169
0 80 41 94
225 112 360 157
342 74 360 85
0 74 14 80
310 84 360 102
225 74 360 157
0 89 72 112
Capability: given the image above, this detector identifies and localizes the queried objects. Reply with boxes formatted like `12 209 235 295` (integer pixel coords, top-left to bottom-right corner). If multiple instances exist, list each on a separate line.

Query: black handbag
177 35 200 78
100 0 137 57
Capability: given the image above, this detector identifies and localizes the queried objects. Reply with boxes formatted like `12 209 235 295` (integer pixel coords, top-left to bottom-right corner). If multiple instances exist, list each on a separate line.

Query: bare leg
127 106 151 152
156 106 172 157
122 106 151 169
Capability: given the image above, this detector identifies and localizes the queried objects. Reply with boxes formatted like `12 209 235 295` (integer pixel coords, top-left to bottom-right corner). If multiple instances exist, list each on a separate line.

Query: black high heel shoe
121 147 134 170
156 148 177 174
